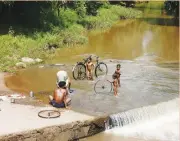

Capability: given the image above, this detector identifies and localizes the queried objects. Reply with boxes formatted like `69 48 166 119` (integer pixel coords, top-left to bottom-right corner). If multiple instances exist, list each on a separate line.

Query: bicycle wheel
38 110 60 119
94 79 112 94
95 62 108 78
72 63 86 80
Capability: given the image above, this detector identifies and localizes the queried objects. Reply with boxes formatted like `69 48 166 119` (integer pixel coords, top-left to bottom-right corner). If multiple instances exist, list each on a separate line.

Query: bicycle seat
84 55 92 62
96 56 99 60
88 55 92 59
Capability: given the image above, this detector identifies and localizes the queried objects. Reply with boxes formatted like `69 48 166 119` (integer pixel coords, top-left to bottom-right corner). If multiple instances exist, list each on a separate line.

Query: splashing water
142 30 153 54
134 30 161 64
105 98 179 141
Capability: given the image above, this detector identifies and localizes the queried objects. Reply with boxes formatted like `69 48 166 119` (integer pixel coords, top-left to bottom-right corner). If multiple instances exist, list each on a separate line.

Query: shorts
49 100 65 108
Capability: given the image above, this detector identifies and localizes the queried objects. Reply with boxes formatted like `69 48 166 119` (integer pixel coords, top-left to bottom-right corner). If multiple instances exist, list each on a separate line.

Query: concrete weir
0 72 106 141
0 102 107 141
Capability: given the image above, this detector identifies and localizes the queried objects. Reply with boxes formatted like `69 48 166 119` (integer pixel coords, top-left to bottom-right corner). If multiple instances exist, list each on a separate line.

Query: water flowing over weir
106 98 179 128
100 29 179 141
104 98 179 141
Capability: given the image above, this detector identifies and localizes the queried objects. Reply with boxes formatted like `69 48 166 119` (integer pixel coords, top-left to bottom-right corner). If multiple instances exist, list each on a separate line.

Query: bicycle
94 79 114 94
72 55 108 80
38 110 61 119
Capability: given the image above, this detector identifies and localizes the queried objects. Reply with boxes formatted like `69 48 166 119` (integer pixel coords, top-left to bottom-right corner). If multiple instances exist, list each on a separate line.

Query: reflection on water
4 5 179 141
4 65 91 93
5 16 179 93
45 15 179 63
142 30 153 54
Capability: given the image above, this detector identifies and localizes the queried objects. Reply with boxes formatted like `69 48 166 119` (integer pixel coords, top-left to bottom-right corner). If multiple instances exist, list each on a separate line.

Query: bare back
54 88 66 103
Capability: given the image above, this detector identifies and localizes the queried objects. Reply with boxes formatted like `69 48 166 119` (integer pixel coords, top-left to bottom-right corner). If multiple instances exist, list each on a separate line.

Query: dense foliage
164 1 179 17
1 1 165 72
0 1 110 30
0 1 179 72
0 1 143 72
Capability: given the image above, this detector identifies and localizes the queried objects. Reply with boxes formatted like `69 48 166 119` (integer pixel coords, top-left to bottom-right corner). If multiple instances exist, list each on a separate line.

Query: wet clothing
115 70 121 75
50 88 66 108
113 70 121 79
49 100 65 108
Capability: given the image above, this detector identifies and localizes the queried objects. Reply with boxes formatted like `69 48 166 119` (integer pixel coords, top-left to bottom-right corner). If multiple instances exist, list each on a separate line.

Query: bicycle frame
95 56 99 66
80 55 99 66
81 55 104 74
72 54 108 80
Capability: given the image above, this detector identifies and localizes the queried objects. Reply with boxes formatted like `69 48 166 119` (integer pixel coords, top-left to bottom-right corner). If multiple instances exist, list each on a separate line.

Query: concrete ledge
0 116 107 141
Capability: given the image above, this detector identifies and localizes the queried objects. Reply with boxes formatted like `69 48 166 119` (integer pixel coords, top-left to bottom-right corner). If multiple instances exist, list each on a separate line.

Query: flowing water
79 6 179 141
82 99 179 141
4 3 179 141
4 18 179 94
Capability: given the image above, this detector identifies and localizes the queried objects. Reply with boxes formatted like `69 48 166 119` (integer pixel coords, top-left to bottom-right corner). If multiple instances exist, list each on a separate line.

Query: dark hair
117 64 121 68
58 81 66 88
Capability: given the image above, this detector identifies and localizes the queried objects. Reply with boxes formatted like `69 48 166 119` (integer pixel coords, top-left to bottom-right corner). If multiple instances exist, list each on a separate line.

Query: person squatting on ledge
49 70 71 108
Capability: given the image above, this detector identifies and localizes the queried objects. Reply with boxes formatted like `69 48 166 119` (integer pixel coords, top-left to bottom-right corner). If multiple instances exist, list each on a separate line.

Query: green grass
0 5 142 72
0 24 87 72
135 1 165 17
135 1 165 9
82 5 142 30
0 34 46 72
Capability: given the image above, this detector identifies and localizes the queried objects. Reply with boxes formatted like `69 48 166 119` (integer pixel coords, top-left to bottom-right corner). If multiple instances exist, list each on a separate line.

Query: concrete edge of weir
0 115 108 141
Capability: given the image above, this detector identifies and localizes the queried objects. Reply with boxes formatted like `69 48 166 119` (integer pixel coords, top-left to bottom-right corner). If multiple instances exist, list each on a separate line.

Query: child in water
86 56 94 80
114 64 121 87
112 64 121 96
112 73 118 96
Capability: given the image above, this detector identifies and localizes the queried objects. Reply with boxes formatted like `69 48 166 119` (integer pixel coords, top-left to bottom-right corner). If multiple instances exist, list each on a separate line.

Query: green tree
59 8 78 28
109 0 136 7
72 1 86 18
85 1 108 16
164 1 179 17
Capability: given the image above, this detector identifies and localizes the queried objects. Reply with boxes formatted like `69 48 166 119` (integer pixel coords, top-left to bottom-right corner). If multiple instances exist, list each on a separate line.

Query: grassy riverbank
135 1 165 17
0 4 142 72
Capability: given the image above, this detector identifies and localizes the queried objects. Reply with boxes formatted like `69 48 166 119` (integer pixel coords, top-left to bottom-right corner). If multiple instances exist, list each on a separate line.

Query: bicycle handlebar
83 55 99 63
83 55 92 63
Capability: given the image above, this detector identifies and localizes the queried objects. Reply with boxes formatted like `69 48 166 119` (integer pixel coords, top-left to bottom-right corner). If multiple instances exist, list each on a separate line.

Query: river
4 4 179 141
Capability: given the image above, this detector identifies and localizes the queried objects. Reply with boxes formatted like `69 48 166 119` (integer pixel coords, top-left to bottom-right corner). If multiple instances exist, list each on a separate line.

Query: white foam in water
134 30 160 65
106 98 179 141
142 30 153 54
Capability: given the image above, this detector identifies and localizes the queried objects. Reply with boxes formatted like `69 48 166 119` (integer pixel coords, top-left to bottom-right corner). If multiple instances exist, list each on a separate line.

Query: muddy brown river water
4 6 179 141
4 18 179 93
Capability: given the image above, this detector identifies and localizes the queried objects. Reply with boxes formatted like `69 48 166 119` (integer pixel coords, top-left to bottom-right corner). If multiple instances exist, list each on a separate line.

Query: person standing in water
86 56 94 80
112 73 118 96
114 64 121 87
112 64 121 96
